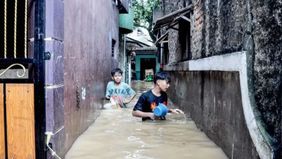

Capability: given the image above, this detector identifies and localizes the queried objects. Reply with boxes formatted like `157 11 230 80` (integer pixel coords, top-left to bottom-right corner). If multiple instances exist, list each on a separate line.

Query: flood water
65 81 228 159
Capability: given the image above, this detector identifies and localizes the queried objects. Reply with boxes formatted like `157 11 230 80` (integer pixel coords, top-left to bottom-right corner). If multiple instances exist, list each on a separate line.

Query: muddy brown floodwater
65 81 228 159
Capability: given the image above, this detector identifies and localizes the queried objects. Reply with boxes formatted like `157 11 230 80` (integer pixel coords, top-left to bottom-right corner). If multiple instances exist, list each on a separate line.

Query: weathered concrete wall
251 1 282 156
161 0 191 15
161 0 247 59
192 0 282 156
64 0 119 155
192 1 282 152
44 0 65 157
192 0 247 58
168 71 259 159
44 0 120 157
159 0 282 157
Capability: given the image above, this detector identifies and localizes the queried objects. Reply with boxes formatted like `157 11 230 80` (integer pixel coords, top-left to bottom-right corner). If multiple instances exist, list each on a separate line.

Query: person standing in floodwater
132 71 183 121
105 68 136 108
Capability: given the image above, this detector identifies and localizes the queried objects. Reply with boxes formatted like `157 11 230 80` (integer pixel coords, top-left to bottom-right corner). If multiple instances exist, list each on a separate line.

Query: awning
126 36 152 47
153 5 192 32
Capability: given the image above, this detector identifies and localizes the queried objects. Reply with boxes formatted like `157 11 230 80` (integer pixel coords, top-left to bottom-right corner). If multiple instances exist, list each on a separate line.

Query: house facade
154 0 282 159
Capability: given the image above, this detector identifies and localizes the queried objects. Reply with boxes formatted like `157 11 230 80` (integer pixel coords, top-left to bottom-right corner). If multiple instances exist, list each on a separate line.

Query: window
178 14 191 61
112 39 116 57
163 42 169 65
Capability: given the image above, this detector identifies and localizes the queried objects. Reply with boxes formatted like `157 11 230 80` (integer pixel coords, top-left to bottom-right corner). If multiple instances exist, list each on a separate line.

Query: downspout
123 34 127 83
45 127 64 159
160 42 164 70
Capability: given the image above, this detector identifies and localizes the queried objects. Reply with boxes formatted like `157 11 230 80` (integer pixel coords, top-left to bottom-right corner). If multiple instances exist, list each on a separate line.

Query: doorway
140 58 156 80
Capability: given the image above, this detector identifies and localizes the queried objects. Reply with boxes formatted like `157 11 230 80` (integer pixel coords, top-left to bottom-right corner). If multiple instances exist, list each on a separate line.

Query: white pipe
45 126 64 159
123 34 127 83
160 42 164 68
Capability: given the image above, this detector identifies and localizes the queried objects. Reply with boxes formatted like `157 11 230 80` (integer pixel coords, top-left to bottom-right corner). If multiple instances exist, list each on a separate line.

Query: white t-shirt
105 81 136 99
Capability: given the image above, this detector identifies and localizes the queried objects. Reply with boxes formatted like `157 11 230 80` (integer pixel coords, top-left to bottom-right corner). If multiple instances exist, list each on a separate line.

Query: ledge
164 51 273 159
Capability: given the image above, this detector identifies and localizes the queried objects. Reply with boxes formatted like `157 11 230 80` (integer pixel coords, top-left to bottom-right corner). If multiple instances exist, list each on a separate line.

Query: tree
132 0 160 31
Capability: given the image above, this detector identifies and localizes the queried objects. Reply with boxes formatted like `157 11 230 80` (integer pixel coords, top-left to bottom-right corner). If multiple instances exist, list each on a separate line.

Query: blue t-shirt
105 81 136 99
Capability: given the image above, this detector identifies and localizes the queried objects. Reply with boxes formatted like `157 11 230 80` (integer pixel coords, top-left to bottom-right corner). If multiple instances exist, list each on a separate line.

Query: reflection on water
65 81 228 159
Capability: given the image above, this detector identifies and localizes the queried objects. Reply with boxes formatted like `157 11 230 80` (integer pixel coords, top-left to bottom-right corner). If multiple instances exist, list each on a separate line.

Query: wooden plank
0 84 5 159
6 84 35 159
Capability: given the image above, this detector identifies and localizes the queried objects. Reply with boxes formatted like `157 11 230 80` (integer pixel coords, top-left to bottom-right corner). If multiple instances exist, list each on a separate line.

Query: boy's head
111 68 123 84
154 71 171 91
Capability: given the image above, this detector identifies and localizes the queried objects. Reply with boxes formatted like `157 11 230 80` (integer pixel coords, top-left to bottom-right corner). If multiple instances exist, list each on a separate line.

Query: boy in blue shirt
105 68 136 108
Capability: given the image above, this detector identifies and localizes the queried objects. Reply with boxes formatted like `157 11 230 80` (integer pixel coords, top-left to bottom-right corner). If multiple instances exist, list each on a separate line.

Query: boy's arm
123 85 136 104
132 110 155 120
132 94 155 119
123 92 136 104
165 96 184 114
169 108 184 114
105 82 112 99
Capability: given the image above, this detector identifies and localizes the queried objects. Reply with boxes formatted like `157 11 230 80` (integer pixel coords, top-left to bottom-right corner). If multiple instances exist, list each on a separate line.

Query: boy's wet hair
154 71 171 84
111 68 123 76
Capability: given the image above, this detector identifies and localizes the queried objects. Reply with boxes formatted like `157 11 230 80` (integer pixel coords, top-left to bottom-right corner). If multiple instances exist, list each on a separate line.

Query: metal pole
128 62 131 84
160 42 164 70
34 0 46 158
123 34 127 83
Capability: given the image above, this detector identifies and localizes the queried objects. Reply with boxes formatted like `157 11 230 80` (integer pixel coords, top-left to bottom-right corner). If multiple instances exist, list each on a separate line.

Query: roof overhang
132 46 158 52
126 36 152 47
153 5 192 33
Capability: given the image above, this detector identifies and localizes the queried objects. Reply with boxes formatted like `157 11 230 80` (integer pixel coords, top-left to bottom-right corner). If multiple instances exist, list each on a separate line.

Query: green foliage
132 0 160 30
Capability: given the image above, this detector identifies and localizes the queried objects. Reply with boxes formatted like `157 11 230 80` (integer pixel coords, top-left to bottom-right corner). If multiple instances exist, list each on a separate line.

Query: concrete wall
168 71 259 159
251 1 282 152
45 0 65 157
159 0 282 158
64 0 119 155
45 0 120 157
191 2 282 151
192 0 247 58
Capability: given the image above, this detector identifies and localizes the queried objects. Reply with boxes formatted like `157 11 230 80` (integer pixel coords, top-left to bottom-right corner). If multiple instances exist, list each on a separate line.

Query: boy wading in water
104 68 136 109
132 71 183 121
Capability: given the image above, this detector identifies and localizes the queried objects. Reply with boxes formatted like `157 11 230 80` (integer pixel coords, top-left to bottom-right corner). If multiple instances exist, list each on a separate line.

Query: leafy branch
132 0 160 31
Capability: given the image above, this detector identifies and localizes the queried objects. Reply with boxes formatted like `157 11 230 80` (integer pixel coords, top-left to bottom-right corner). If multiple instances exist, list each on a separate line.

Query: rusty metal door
0 0 46 158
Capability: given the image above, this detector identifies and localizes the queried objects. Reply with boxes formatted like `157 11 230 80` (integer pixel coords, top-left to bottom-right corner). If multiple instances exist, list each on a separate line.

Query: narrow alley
0 0 281 159
65 81 228 159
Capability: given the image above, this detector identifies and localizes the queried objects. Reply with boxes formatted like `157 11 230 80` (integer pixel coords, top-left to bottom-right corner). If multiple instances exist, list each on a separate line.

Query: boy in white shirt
105 68 136 108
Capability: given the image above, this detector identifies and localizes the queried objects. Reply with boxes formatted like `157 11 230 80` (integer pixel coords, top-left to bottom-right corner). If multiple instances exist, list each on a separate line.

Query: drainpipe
160 42 164 70
123 34 127 83
128 61 131 84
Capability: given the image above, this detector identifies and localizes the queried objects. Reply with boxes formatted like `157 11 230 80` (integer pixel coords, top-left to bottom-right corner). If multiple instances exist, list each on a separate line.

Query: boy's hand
170 108 184 114
110 96 124 108
116 96 124 106
123 94 136 104
147 112 155 120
